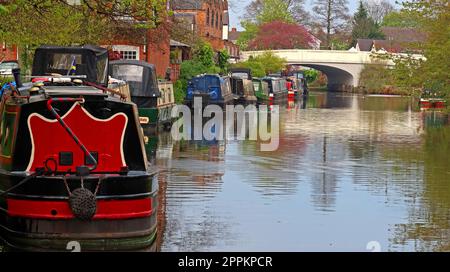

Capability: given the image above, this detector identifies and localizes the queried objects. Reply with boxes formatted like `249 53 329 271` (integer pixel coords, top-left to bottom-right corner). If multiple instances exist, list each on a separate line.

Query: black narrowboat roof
109 59 160 99
32 45 109 85
34 45 108 57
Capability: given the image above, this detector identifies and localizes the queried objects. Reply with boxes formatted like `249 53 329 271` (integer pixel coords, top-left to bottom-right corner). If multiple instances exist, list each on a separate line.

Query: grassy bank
353 86 418 96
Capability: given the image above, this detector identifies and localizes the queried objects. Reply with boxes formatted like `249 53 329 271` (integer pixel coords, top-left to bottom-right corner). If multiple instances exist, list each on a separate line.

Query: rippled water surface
153 92 450 252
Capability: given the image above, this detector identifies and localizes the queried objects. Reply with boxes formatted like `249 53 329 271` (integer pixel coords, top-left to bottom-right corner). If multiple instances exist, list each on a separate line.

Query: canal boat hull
420 98 447 110
0 171 158 252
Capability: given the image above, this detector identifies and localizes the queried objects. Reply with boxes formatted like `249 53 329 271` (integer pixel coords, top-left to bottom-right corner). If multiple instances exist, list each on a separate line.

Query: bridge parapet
241 50 393 65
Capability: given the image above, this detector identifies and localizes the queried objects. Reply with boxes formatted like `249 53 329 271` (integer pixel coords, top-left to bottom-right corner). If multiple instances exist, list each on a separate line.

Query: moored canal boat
420 98 447 110
109 60 176 132
0 45 158 251
185 74 234 107
419 89 447 110
263 77 288 102
229 68 257 104
253 78 270 103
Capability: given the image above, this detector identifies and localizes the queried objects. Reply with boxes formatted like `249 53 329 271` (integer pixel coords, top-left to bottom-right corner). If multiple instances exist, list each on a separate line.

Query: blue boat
185 74 234 107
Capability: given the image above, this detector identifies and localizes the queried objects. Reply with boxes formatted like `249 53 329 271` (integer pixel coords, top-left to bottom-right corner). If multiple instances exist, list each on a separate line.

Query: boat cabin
32 45 109 86
230 68 252 80
109 60 176 129
109 60 160 107
185 74 233 106
229 68 257 104
263 77 288 101
253 78 270 102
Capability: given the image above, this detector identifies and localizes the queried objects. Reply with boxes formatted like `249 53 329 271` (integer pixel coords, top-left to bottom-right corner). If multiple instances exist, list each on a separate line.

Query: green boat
253 78 270 102
109 60 176 132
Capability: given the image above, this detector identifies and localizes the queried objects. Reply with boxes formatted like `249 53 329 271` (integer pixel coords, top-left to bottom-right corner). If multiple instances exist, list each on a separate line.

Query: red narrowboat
420 98 447 110
0 45 157 251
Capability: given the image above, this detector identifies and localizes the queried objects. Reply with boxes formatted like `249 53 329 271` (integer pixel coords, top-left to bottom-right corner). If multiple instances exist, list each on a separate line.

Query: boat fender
69 187 97 221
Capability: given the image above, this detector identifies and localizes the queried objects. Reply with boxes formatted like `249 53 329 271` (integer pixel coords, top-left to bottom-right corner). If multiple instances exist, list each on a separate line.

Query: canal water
151 92 450 252
1 92 448 252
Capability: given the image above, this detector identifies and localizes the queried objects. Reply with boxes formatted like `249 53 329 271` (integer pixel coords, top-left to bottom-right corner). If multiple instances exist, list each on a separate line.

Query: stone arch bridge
241 49 396 91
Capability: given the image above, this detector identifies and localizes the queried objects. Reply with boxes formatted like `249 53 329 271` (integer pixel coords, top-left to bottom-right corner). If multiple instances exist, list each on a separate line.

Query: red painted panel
27 103 128 172
7 198 152 220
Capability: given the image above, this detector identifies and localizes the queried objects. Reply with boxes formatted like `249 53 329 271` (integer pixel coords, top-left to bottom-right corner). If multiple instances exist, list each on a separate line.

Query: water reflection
391 113 450 251
145 92 449 251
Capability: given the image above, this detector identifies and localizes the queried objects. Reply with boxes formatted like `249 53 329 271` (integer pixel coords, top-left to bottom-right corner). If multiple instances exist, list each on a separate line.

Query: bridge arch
293 63 360 92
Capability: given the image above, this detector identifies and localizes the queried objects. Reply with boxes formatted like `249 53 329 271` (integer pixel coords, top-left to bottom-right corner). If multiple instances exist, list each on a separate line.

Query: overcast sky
228 0 403 30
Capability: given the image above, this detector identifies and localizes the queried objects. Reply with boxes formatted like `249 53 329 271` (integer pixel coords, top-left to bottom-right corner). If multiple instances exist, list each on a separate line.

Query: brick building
0 43 19 62
171 0 239 60
107 25 171 78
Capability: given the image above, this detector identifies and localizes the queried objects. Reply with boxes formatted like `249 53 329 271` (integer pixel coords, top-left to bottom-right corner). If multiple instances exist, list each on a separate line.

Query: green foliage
303 69 319 83
233 59 266 77
173 80 185 104
234 52 286 77
237 21 260 50
0 76 14 87
381 11 420 28
359 64 394 92
174 41 224 104
330 39 351 50
217 49 230 74
351 1 385 46
194 43 215 68
256 0 294 24
238 0 294 50
386 1 450 103
0 1 168 49
254 52 286 74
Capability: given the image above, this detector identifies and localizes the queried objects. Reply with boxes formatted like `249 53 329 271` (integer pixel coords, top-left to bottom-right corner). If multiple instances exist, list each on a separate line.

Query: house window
120 50 138 60
216 12 219 28
211 10 214 27
207 8 210 26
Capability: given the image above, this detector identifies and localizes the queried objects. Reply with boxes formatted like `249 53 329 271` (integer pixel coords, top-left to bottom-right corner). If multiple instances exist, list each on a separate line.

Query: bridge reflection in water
147 92 449 252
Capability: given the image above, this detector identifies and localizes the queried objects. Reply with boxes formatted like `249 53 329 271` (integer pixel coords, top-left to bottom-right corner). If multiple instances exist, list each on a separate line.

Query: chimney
231 27 237 32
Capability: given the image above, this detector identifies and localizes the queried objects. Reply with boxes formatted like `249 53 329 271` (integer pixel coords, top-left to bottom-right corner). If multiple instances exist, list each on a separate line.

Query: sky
228 0 403 30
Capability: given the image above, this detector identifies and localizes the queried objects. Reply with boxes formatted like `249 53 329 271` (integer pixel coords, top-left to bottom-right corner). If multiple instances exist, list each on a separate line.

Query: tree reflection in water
391 113 450 251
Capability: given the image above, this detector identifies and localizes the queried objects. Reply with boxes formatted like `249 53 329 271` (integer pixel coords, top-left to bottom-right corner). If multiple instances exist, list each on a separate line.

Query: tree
247 21 314 50
236 21 260 50
363 0 395 25
381 10 420 28
217 49 230 74
242 0 310 25
391 0 450 100
234 52 286 77
237 0 296 50
351 1 385 46
312 0 350 48
256 0 294 24
0 1 168 43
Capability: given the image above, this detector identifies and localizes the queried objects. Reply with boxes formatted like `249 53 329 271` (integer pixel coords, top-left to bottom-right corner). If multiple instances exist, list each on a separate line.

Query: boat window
243 80 253 95
262 82 269 95
111 65 144 96
96 56 108 85
222 78 231 95
47 54 82 75
253 82 259 91
231 72 249 79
